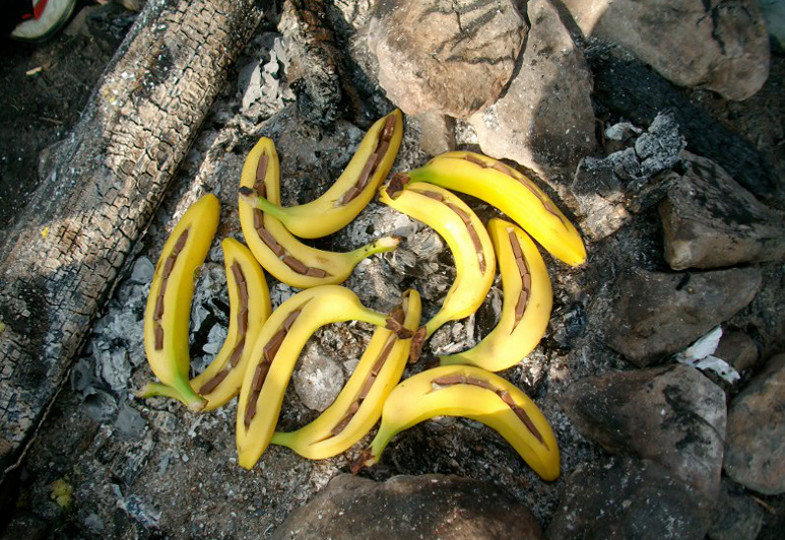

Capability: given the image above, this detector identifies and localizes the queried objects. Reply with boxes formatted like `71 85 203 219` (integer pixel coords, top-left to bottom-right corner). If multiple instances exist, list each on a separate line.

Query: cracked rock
562 0 770 100
561 365 726 510
469 0 595 175
659 153 785 270
272 474 542 539
606 267 761 366
708 479 765 540
368 0 527 118
724 353 785 494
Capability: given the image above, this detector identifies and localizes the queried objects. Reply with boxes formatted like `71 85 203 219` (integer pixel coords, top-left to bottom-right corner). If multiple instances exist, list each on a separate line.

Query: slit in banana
140 238 272 410
138 194 220 411
354 365 560 481
238 137 400 289
440 218 552 372
403 151 587 267
378 179 495 346
235 285 412 469
241 110 403 239
270 289 422 459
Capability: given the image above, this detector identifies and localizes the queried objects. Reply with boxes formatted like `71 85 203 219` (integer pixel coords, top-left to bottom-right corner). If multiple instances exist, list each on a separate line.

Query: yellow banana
238 137 399 289
138 194 220 411
404 151 586 266
140 238 272 410
356 364 560 481
236 285 412 469
378 179 495 340
441 219 552 372
271 289 421 459
241 110 403 239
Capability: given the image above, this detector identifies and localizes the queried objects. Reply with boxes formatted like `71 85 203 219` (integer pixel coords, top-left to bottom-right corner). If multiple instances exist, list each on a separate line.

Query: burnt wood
0 0 265 483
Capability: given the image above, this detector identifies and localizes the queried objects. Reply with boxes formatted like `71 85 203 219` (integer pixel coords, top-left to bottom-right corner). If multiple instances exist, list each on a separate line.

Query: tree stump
0 0 265 482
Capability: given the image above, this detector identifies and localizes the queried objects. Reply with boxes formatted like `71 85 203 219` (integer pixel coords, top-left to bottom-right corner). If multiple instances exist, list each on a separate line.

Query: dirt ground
1 2 785 538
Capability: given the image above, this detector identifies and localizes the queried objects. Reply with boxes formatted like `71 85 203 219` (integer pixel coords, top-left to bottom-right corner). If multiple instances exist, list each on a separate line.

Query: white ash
269 282 298 310
99 349 132 393
429 314 479 356
202 323 229 356
112 485 162 529
237 32 295 122
190 262 229 336
129 256 154 284
293 341 346 411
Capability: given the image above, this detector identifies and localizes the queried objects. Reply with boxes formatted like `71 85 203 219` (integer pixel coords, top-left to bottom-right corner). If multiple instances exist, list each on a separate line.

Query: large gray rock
561 365 726 505
547 456 710 539
607 267 761 366
469 0 595 175
760 0 785 50
724 353 785 494
715 330 760 373
562 0 770 100
707 479 765 540
272 474 542 539
659 153 785 270
368 0 527 118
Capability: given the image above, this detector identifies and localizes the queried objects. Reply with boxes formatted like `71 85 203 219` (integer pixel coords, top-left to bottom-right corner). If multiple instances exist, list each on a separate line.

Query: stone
469 0 595 175
414 111 455 156
272 474 542 539
368 0 527 118
547 457 710 539
562 0 770 100
292 342 345 411
760 0 785 50
715 330 759 372
561 365 726 504
707 479 764 540
607 267 761 366
724 353 785 494
128 256 154 284
659 153 785 270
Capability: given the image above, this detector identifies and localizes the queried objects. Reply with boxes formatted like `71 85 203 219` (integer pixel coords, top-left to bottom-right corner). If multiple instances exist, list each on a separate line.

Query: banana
139 238 272 410
378 179 495 340
138 194 220 411
236 285 413 469
238 137 399 289
440 219 552 372
403 151 586 267
271 289 421 459
241 110 403 239
355 364 560 481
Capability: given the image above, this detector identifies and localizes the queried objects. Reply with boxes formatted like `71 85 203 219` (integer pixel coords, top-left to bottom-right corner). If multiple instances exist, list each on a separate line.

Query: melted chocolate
338 115 397 206
507 230 531 327
153 228 190 351
431 374 545 445
244 305 307 427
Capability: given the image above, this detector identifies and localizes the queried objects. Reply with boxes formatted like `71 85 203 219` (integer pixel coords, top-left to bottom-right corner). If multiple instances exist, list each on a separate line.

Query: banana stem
242 191 289 222
136 381 206 412
348 236 400 265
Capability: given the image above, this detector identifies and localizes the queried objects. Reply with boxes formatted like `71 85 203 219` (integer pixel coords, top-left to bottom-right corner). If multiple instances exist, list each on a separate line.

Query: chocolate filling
338 115 397 206
244 304 307 428
329 334 398 438
255 154 269 187
243 181 334 279
199 262 252 396
419 190 487 274
153 228 190 350
431 374 545 445
460 155 565 224
507 230 532 326
385 172 410 199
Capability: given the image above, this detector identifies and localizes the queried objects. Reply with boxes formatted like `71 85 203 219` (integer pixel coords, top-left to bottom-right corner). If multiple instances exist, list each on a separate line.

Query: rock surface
561 365 726 504
547 456 710 539
469 0 595 175
708 479 765 540
607 267 761 366
563 0 770 100
368 0 527 117
413 111 455 156
715 330 760 372
724 353 785 494
272 474 542 539
761 0 785 50
660 153 785 270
